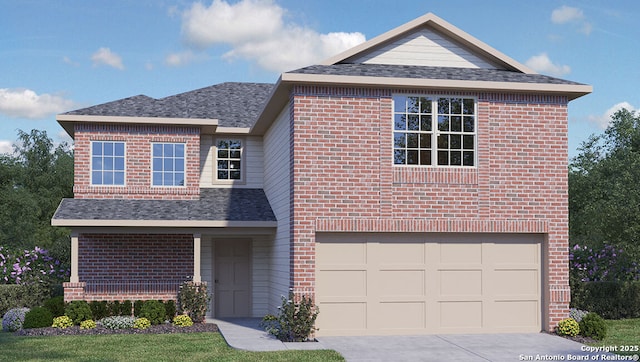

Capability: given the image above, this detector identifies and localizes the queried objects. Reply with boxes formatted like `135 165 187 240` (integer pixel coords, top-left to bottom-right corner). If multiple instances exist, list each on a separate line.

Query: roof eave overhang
51 219 277 228
57 114 219 139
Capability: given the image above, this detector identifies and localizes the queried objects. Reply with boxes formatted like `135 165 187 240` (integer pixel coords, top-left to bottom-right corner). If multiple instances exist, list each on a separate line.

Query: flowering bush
52 316 73 329
133 317 150 330
556 318 580 337
80 319 96 329
99 316 135 330
2 307 29 331
0 246 68 285
173 315 193 327
261 289 319 342
570 244 639 282
177 281 209 323
569 308 589 323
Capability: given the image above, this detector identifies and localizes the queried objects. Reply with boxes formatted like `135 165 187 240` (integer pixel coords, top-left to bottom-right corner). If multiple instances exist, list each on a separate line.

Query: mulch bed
14 323 219 336
543 330 599 344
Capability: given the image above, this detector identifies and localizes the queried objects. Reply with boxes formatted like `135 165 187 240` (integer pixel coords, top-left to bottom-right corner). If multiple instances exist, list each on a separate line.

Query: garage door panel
316 233 542 336
439 270 482 296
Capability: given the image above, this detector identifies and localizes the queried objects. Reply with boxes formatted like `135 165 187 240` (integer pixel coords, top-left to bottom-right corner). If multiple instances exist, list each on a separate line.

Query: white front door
215 239 251 317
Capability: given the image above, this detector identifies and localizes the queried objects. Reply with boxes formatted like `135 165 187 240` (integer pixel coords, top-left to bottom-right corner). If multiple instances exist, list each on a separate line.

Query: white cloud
0 88 76 119
91 47 125 70
62 56 80 67
180 0 366 72
525 53 571 77
588 102 637 129
165 51 203 67
0 141 12 154
551 5 592 35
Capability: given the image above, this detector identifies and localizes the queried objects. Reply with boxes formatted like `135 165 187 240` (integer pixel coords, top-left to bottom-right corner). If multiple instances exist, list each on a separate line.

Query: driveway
318 333 613 362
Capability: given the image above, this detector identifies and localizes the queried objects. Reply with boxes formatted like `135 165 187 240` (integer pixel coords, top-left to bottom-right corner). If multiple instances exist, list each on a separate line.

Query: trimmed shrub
89 301 108 320
260 290 319 342
80 319 96 329
173 315 193 327
556 318 580 337
572 281 640 319
52 316 73 329
65 300 92 325
120 300 133 316
44 296 65 317
2 307 29 332
134 317 151 330
100 316 135 330
579 313 607 340
178 282 210 323
107 301 121 317
140 300 166 325
0 284 49 317
23 307 54 329
165 300 177 320
134 300 144 317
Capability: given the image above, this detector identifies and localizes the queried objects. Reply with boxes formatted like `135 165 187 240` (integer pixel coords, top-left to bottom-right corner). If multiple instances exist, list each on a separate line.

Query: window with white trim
152 143 185 186
91 141 125 185
393 95 476 166
216 139 242 180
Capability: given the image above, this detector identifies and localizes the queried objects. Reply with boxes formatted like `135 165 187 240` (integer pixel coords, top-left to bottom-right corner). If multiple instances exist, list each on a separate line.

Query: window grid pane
216 139 243 180
393 95 476 167
152 143 186 186
91 141 125 185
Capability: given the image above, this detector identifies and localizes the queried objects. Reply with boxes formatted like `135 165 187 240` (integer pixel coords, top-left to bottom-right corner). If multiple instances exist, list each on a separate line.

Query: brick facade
290 86 570 330
73 124 200 200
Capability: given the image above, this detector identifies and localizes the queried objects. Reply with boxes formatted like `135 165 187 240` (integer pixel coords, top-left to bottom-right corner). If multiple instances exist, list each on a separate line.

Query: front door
215 239 251 317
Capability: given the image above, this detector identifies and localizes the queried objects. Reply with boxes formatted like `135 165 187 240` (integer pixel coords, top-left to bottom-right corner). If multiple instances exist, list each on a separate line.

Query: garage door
315 233 542 336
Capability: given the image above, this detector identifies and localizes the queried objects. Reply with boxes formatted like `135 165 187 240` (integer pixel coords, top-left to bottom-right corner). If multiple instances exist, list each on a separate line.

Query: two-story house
52 13 591 336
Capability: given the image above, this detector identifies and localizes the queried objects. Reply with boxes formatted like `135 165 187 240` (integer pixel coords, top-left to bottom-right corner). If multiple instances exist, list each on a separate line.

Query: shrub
165 300 176 320
100 316 135 330
570 244 639 282
134 317 151 330
569 308 589 323
0 246 69 286
44 296 65 317
2 307 29 332
556 318 580 337
173 314 193 327
134 300 144 317
23 307 54 329
579 313 607 340
107 301 121 317
140 300 166 325
89 301 108 320
65 300 92 325
52 316 73 329
120 300 133 316
177 282 209 323
0 283 49 316
572 281 640 319
260 290 319 342
80 319 97 329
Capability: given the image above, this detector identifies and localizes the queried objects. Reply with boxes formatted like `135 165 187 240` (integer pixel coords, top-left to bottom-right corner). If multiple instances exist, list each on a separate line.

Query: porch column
70 233 79 283
193 233 201 283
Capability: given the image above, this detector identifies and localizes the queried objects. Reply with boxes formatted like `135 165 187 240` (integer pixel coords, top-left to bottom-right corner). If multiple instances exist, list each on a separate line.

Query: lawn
587 318 640 356
0 330 344 362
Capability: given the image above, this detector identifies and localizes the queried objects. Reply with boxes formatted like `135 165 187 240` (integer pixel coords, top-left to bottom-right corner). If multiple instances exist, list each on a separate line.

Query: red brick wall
290 86 569 330
73 124 200 199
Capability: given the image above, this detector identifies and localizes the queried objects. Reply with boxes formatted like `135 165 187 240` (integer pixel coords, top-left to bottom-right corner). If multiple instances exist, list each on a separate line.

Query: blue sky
1 0 638 157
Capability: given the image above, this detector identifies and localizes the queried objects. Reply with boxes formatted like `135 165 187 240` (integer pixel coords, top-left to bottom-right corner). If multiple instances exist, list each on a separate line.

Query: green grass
0 330 344 362
587 318 640 355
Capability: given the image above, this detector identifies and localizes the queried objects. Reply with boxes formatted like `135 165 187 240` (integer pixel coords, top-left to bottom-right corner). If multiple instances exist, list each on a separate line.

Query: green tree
0 130 73 251
569 108 640 257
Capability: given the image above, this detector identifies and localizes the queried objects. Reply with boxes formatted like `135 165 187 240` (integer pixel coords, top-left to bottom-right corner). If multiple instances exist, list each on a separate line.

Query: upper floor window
91 141 125 185
216 139 242 181
393 95 476 167
152 143 185 186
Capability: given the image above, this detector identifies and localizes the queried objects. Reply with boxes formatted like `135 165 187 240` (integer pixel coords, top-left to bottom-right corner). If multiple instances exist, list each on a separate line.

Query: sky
2 0 639 157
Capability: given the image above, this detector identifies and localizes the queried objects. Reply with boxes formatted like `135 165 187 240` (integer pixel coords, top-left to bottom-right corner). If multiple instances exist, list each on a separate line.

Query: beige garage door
315 233 542 336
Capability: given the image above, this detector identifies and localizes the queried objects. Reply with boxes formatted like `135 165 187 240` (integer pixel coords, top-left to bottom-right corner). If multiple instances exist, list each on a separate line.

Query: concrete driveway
318 333 614 362
213 318 618 362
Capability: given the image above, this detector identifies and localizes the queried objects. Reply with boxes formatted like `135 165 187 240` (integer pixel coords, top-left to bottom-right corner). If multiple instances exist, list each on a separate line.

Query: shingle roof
52 188 276 224
288 64 585 86
64 82 275 128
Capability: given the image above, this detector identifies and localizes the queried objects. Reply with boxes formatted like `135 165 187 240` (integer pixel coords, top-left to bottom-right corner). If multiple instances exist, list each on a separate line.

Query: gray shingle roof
65 82 275 128
288 64 585 85
52 188 276 223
